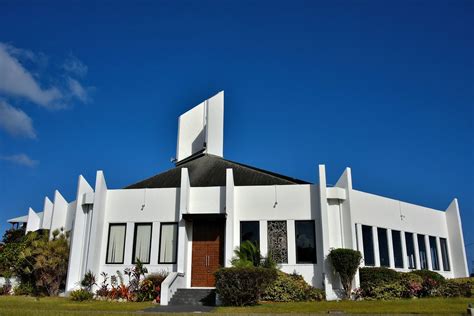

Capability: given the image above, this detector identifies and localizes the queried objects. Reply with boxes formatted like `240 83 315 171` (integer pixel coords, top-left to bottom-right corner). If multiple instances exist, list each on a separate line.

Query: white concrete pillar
372 226 380 267
436 236 444 271
387 229 395 268
287 220 296 265
425 234 433 270
400 231 408 269
224 168 235 267
413 233 421 270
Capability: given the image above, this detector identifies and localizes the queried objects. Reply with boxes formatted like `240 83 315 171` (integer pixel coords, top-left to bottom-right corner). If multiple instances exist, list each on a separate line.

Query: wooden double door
191 219 225 287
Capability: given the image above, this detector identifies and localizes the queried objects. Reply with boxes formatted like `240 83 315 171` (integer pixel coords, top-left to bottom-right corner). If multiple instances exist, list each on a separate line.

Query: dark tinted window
362 225 375 266
405 232 417 269
240 221 260 246
440 238 450 271
392 230 404 268
295 221 316 263
377 228 389 267
417 234 428 269
429 236 440 270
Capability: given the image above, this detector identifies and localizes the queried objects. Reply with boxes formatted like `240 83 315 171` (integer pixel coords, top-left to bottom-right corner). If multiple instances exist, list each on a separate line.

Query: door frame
190 217 225 287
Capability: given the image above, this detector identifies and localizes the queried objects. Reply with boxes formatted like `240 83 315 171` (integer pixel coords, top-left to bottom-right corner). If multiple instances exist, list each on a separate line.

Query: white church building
7 92 469 302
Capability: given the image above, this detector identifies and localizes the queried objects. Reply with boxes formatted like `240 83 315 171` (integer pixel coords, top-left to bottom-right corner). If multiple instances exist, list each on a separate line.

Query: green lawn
0 296 152 316
0 296 472 315
215 297 473 314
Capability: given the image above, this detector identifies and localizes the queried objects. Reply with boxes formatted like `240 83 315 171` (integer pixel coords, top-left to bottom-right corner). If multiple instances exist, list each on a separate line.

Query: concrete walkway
143 304 215 313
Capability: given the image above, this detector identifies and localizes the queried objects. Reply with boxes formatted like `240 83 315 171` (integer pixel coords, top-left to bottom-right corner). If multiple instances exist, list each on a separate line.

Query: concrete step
169 289 216 306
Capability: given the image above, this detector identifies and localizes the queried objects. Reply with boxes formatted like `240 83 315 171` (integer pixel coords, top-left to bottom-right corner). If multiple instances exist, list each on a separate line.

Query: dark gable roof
125 154 310 189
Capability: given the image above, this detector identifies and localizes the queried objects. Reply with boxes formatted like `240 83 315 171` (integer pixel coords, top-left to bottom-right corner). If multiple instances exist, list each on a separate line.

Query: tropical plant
327 248 362 299
231 240 276 269
80 270 96 293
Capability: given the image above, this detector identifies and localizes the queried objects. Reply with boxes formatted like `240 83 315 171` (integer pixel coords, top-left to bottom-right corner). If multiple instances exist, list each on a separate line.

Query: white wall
188 187 225 214
50 190 68 237
445 199 469 277
66 175 94 291
234 184 323 287
350 190 448 238
41 197 53 230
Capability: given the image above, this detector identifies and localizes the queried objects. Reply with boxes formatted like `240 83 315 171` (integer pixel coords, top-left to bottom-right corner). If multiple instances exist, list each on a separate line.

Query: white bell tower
175 91 224 162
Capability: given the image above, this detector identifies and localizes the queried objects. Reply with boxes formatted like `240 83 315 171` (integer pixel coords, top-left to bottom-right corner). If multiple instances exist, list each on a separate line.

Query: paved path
143 305 215 313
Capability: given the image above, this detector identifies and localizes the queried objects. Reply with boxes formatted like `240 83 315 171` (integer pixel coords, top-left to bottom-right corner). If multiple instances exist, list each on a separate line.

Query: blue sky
0 1 472 271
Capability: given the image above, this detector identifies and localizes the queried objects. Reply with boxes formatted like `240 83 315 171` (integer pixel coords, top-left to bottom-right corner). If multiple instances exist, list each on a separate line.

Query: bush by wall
215 267 277 306
70 289 93 301
358 267 471 300
261 271 324 302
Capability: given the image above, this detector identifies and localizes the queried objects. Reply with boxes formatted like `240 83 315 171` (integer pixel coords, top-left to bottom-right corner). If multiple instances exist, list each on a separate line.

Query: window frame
429 236 440 271
295 220 317 264
417 234 428 270
377 227 390 267
440 237 451 271
240 221 260 246
362 225 375 266
105 223 127 264
391 230 404 268
131 222 153 264
158 222 179 264
405 232 417 269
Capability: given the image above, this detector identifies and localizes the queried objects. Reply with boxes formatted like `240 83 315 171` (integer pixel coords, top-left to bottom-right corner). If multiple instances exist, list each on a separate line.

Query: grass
0 296 472 315
0 296 152 316
215 297 474 314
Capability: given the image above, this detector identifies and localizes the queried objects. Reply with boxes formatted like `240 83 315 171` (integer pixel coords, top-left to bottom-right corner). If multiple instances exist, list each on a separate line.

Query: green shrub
359 267 401 288
215 267 277 306
69 289 93 301
327 248 362 299
262 271 323 302
399 272 423 298
437 279 472 298
80 270 96 293
450 277 474 296
13 282 35 296
410 270 445 283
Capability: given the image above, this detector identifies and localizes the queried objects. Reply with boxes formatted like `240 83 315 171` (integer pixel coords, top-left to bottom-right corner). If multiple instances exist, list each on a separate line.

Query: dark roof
125 154 310 189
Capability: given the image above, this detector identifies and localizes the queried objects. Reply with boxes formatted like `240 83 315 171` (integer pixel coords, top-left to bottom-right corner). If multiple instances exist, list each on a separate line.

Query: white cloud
0 153 38 167
0 100 36 138
0 43 63 109
67 77 90 103
0 43 92 111
63 54 88 77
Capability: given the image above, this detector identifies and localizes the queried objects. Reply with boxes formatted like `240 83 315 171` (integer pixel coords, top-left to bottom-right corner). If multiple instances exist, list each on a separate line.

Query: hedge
215 267 277 306
261 271 324 302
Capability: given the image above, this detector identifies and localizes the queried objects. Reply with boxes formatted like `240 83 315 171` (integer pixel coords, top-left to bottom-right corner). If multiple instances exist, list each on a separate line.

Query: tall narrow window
355 224 359 251
295 220 317 263
240 221 260 246
362 225 375 266
429 236 440 271
106 224 126 264
159 223 178 264
405 232 417 269
440 238 450 271
132 223 152 264
417 234 428 269
392 230 404 268
267 221 288 264
377 228 389 267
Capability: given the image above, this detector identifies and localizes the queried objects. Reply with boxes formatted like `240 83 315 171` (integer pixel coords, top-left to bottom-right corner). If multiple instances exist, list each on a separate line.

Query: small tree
327 248 362 299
